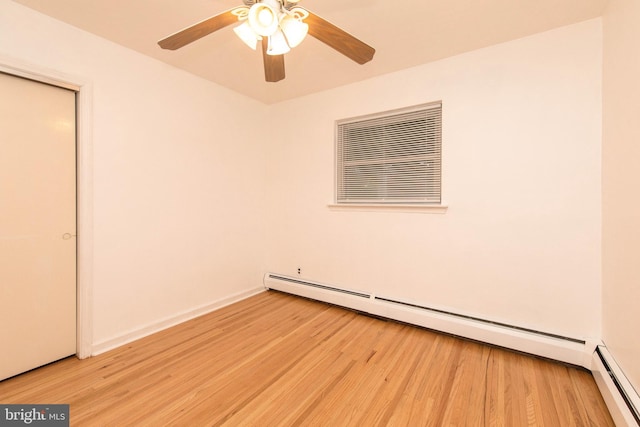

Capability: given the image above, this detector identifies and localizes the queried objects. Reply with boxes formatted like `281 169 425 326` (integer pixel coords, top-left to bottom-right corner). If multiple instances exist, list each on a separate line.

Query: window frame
332 102 445 212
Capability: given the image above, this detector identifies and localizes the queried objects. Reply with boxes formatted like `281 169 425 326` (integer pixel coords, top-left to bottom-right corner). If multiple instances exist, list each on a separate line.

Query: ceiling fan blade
158 8 241 50
304 10 375 65
262 38 286 82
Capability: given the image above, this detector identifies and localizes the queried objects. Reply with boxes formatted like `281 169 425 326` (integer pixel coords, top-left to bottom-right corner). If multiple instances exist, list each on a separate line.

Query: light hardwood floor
0 291 614 426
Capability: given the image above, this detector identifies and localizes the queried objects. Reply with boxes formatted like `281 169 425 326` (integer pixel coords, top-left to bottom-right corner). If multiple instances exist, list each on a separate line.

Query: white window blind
336 102 442 204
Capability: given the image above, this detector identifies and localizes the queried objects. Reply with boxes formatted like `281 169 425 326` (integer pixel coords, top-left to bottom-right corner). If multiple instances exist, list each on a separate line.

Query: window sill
327 203 448 214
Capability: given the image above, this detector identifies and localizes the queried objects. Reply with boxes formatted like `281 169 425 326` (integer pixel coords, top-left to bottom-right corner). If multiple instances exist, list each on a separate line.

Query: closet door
0 72 76 381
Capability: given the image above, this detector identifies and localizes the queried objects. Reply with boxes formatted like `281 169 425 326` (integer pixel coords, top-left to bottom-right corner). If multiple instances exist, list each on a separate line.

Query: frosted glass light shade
280 15 308 48
233 22 261 50
267 30 291 55
248 3 279 37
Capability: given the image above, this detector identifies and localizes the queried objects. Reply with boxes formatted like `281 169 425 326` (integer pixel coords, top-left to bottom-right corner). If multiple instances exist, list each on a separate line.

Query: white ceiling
13 0 607 104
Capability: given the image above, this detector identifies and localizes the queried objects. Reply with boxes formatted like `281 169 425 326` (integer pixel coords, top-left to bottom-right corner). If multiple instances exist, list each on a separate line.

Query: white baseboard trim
263 273 594 368
91 287 265 356
592 346 640 426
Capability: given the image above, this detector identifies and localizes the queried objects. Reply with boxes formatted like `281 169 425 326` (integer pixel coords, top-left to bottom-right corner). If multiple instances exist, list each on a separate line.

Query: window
335 102 442 205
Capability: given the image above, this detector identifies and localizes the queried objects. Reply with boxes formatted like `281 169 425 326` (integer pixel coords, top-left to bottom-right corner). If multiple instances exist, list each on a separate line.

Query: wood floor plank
356 327 432 426
0 291 615 426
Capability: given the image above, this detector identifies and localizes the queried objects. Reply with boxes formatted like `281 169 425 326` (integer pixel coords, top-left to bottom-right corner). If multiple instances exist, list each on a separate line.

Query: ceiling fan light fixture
248 3 279 37
158 0 376 83
233 21 262 50
280 15 308 48
267 29 291 55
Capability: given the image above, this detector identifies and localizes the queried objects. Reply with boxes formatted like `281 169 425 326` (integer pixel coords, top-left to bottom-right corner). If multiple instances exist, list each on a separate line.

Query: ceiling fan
158 0 375 83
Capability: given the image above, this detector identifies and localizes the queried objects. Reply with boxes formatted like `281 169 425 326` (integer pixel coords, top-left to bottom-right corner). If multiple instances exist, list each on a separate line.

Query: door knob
62 233 77 240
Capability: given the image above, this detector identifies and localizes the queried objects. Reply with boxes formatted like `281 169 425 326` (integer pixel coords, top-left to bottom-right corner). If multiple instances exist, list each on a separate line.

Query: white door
0 72 76 381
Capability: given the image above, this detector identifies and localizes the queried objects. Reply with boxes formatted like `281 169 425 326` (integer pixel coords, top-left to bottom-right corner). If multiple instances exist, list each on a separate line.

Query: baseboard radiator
263 273 592 367
591 346 640 426
263 273 640 425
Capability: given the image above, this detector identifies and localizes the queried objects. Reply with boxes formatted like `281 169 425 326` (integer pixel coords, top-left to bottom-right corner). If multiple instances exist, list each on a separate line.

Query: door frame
0 54 93 359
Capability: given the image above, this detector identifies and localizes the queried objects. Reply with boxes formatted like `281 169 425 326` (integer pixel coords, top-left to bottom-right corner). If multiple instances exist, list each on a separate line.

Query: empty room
0 0 638 425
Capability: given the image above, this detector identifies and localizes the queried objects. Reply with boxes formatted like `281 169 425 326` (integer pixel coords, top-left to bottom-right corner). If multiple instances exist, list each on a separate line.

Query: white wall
602 0 640 394
0 2 268 349
266 20 603 340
